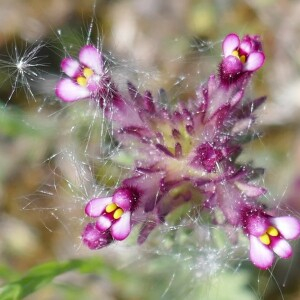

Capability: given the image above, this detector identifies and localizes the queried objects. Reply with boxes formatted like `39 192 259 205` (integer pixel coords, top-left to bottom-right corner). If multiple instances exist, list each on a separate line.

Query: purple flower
85 187 139 241
56 45 105 102
244 212 300 269
220 33 265 81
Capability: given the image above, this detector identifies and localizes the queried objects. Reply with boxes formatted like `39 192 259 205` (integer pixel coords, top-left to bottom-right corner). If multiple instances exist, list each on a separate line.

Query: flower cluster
56 33 300 270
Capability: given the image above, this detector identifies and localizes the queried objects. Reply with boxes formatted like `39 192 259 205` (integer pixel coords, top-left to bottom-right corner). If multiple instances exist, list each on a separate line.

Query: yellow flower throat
77 67 94 87
259 226 279 245
105 203 124 220
232 50 246 63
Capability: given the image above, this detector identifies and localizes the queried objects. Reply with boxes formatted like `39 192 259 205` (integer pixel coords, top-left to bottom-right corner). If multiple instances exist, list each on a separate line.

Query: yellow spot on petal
232 50 239 58
259 233 270 245
83 67 94 78
231 50 246 63
240 55 246 63
106 203 117 213
113 208 124 219
77 76 87 86
267 226 279 237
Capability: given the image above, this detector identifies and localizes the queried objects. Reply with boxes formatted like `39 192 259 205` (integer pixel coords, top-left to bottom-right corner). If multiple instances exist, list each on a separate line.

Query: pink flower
84 187 139 241
220 33 265 80
245 214 300 269
55 45 105 102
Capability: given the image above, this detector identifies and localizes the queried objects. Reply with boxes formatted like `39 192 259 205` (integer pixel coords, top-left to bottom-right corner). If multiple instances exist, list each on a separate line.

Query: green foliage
0 254 258 300
0 105 53 138
0 258 124 300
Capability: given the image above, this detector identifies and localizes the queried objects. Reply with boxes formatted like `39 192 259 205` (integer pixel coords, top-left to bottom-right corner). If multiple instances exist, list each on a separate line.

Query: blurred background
1 0 300 299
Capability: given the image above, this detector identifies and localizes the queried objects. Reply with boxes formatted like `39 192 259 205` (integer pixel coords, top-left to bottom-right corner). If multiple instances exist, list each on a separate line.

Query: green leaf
0 105 53 137
0 265 20 282
0 258 122 300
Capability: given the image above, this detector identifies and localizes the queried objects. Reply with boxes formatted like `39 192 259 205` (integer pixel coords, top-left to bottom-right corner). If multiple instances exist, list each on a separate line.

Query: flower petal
112 187 134 211
85 197 112 217
81 223 112 250
244 52 265 71
96 215 112 231
87 75 102 92
79 45 103 74
239 41 251 55
55 78 90 102
222 33 240 57
61 58 81 77
221 56 243 75
271 216 300 240
249 235 274 269
246 215 269 236
111 211 131 240
272 238 292 259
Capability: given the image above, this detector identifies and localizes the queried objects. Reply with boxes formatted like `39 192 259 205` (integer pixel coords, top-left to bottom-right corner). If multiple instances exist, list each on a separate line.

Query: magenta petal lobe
244 52 265 71
79 45 103 74
61 58 81 77
112 188 134 210
272 239 292 259
221 56 243 75
96 215 112 231
271 216 300 240
250 235 274 269
111 211 131 240
85 197 112 217
55 78 90 102
246 215 269 236
222 33 240 57
239 41 251 54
